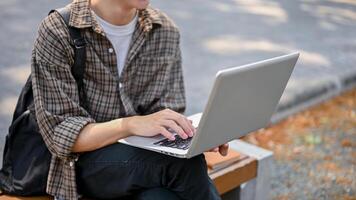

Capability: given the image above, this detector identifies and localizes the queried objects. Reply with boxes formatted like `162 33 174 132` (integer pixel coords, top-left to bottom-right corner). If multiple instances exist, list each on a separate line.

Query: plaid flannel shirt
31 0 185 199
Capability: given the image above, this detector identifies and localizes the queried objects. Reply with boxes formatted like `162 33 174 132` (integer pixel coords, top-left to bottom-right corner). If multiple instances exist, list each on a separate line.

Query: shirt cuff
53 116 95 159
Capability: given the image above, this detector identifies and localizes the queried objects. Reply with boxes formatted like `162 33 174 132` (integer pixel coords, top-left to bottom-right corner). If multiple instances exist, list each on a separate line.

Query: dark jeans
76 143 221 200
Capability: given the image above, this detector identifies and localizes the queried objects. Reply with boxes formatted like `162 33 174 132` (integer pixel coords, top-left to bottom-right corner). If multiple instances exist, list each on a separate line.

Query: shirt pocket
135 55 175 75
130 55 176 96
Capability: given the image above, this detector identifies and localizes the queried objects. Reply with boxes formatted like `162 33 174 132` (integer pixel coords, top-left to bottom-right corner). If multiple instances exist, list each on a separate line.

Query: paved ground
0 0 355 193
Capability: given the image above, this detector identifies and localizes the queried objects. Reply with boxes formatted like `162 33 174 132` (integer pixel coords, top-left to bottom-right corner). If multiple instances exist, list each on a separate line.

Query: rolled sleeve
52 116 94 158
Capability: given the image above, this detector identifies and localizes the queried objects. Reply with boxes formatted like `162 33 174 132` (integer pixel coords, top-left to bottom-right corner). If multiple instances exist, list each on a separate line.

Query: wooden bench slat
210 157 258 194
0 196 52 200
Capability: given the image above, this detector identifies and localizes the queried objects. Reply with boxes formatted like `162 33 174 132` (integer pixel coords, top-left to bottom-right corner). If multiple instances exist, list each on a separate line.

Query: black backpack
0 7 87 196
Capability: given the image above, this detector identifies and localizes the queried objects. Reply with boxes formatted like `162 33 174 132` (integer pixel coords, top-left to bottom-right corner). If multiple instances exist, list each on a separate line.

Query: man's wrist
112 117 133 138
121 116 139 137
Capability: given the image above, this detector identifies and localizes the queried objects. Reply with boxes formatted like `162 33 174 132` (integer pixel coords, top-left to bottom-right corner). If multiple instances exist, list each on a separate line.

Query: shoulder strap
49 7 88 109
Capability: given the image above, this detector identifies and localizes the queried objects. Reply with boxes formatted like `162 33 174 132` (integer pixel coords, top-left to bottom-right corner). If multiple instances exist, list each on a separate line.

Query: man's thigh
75 143 207 199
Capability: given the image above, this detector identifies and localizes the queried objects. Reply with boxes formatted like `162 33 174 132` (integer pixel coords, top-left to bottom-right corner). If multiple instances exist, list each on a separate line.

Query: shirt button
108 48 114 53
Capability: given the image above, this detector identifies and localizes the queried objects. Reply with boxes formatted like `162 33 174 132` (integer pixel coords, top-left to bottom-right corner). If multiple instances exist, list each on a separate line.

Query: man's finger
165 111 194 137
176 116 193 137
161 120 188 139
158 127 175 141
184 118 195 137
165 109 193 128
219 143 229 156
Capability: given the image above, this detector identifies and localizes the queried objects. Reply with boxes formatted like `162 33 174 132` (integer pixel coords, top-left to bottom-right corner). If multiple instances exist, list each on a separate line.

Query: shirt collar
69 0 163 33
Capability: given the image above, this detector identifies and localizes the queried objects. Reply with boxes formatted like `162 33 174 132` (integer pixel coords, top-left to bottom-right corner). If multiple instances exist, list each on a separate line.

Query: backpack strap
49 7 88 109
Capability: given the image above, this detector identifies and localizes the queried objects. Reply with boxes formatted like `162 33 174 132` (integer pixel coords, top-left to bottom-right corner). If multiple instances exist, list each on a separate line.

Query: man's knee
176 154 207 171
165 154 208 185
164 154 220 200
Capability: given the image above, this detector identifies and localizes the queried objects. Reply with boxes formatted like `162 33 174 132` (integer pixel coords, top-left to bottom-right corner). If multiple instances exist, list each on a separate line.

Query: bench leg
229 140 274 200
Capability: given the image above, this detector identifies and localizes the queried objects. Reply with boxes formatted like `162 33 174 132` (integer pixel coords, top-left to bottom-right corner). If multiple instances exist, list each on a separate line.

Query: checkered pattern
31 0 185 199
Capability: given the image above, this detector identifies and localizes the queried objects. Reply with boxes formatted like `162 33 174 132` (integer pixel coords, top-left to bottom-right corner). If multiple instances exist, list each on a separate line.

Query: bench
0 140 273 200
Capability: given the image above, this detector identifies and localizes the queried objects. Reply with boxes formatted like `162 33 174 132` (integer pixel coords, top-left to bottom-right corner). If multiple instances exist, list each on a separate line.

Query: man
31 0 228 199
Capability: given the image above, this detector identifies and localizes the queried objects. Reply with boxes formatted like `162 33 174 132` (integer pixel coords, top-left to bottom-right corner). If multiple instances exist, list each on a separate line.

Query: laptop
119 52 299 158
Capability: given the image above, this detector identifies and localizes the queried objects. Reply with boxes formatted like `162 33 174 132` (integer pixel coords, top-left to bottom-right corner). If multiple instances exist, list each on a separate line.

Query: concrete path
0 0 356 163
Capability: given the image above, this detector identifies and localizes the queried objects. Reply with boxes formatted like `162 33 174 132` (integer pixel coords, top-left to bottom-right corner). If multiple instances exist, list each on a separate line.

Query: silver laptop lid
187 52 299 158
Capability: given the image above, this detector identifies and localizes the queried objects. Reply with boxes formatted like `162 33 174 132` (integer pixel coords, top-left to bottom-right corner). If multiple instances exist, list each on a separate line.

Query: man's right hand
126 109 196 140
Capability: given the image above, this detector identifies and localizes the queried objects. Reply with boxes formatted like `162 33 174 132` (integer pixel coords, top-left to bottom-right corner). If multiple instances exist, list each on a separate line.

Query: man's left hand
207 143 229 156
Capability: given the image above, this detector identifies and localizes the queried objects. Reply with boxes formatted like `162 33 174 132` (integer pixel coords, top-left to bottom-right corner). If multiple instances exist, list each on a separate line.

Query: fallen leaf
341 139 352 147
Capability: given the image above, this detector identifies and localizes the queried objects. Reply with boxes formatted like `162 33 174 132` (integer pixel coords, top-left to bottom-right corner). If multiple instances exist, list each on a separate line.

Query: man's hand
207 143 229 156
126 109 196 140
73 109 195 153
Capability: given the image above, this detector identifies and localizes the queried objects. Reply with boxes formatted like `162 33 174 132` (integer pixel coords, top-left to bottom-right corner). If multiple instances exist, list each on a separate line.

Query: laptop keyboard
153 135 193 150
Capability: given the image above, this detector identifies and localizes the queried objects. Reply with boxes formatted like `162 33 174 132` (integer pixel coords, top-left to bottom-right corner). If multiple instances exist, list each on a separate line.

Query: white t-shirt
94 12 138 77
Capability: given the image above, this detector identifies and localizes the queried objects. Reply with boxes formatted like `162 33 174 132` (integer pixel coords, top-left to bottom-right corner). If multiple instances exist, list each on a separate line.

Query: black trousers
76 143 221 200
